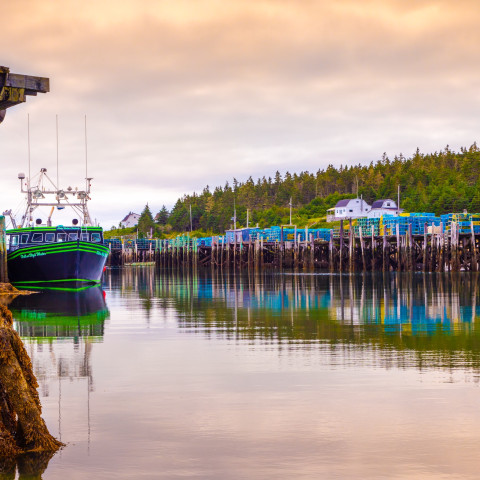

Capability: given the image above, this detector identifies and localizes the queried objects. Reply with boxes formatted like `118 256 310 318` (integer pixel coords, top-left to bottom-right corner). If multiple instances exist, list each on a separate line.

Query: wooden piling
472 221 478 271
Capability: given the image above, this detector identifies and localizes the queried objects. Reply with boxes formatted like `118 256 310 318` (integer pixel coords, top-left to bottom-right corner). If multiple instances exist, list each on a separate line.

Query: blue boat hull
7 241 109 288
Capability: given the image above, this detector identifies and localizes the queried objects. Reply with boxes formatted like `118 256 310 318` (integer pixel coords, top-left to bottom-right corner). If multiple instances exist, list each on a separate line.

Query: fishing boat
5 168 108 289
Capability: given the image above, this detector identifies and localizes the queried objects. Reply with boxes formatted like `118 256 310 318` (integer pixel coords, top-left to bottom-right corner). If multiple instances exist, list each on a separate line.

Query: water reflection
10 287 108 340
0 451 57 480
105 269 480 373
11 269 480 479
9 287 109 454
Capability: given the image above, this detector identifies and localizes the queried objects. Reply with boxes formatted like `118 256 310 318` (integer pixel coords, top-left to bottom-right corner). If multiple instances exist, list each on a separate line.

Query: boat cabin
6 227 104 251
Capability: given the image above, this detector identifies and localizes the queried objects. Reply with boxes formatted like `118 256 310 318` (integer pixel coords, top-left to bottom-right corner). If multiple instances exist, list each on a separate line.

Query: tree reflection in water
105 268 480 374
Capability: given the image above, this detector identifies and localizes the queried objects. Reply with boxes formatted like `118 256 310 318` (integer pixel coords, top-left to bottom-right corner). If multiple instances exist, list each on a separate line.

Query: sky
1 0 480 228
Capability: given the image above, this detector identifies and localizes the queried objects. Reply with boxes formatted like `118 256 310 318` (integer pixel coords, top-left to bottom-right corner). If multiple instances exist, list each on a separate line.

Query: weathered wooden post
329 230 334 273
233 231 237 269
339 220 344 272
279 227 284 270
312 241 317 270
359 226 366 272
382 231 387 272
396 223 401 271
439 223 445 272
0 216 8 283
348 219 354 273
293 234 299 270
471 221 478 272
423 223 428 272
408 224 414 271
260 237 265 269
371 225 375 272
226 235 231 269
451 222 457 271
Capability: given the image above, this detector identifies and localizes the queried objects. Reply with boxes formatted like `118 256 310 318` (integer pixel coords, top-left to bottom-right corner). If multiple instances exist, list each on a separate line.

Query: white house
120 212 140 228
326 198 371 222
367 199 402 218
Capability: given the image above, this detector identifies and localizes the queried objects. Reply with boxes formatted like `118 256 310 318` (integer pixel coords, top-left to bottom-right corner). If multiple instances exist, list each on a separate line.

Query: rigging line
84 115 88 192
27 114 31 193
56 114 59 189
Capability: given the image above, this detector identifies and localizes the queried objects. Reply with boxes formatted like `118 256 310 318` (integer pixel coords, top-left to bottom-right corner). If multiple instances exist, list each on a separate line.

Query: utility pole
189 204 193 232
234 198 237 230
233 179 237 230
289 197 293 225
246 209 249 229
397 184 400 212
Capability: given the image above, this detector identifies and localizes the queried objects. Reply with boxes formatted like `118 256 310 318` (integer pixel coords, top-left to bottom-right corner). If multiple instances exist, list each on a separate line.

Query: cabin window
349 209 353 212
31 233 43 243
45 233 55 242
57 233 67 242
91 232 101 243
68 233 78 241
9 235 19 248
21 234 29 244
81 233 89 241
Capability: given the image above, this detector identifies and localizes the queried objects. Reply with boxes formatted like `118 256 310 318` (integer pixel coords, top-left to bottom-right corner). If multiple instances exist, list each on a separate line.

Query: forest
109 144 480 238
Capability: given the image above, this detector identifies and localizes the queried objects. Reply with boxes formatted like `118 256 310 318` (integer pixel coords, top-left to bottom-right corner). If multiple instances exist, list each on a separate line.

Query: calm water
7 269 480 479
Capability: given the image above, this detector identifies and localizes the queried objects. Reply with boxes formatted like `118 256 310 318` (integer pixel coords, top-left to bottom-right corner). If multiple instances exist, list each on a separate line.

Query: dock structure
0 216 7 282
0 66 49 123
105 221 480 272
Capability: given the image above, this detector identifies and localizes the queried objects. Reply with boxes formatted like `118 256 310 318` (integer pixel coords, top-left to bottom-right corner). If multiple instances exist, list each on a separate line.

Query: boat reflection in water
9 286 109 460
10 285 108 340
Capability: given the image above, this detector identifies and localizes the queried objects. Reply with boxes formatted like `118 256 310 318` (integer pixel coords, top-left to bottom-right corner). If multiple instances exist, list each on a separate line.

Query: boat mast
19 168 94 227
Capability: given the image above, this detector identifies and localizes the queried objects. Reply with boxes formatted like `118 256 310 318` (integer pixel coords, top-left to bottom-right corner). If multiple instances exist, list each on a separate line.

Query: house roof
372 199 396 209
121 212 140 222
335 198 371 208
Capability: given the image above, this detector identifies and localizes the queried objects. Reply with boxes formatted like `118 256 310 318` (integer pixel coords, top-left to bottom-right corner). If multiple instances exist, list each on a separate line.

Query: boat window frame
80 233 89 241
57 233 67 242
31 233 43 243
20 234 29 244
91 232 102 243
9 235 19 248
68 233 78 241
45 233 55 242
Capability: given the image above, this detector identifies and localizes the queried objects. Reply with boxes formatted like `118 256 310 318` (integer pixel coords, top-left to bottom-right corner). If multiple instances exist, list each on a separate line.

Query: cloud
1 0 480 226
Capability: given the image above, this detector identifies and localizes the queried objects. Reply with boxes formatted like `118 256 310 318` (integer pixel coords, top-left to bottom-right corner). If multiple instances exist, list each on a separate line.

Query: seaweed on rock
0 301 63 460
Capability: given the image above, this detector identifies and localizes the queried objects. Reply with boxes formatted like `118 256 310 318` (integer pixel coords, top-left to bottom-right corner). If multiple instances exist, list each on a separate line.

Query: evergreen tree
137 204 155 237
156 205 169 225
160 143 480 234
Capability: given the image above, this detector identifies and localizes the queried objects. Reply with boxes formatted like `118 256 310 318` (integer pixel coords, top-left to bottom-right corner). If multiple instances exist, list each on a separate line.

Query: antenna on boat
56 114 59 189
84 114 88 193
27 113 31 193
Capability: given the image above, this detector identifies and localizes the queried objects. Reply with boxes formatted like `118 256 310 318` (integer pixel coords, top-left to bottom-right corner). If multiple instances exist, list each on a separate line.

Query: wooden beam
0 66 49 122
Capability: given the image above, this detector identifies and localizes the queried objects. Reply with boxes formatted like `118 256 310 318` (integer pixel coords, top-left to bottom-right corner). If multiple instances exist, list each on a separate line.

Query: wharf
106 222 478 272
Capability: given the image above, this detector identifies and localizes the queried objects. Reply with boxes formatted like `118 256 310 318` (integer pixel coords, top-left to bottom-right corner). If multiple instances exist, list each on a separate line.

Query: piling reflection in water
104 268 480 373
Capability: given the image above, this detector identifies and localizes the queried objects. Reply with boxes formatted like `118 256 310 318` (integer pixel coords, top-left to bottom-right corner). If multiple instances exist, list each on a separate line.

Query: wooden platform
107 227 479 272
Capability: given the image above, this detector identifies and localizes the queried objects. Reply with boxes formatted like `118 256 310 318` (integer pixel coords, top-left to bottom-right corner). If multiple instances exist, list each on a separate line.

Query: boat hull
7 241 108 288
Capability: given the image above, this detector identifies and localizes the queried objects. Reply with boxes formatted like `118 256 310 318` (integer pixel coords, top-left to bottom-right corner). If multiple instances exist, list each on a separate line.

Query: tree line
123 143 480 237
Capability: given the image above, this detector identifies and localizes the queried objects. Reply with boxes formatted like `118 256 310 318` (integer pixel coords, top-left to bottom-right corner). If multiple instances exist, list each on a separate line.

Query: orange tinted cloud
1 0 480 225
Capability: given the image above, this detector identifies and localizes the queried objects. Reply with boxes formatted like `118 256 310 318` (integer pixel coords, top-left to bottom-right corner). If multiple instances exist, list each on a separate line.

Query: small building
367 199 402 218
120 212 140 228
326 198 371 222
225 227 260 243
